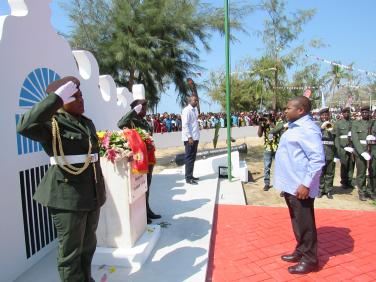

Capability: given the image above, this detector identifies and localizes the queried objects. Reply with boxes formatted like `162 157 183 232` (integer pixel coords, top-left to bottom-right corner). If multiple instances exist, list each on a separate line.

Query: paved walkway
207 205 376 282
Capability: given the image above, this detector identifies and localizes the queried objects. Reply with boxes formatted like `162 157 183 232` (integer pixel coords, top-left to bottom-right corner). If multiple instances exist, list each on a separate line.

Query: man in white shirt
182 96 200 184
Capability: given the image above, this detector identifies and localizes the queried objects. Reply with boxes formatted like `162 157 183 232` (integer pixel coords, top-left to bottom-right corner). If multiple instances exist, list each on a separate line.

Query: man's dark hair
290 96 311 113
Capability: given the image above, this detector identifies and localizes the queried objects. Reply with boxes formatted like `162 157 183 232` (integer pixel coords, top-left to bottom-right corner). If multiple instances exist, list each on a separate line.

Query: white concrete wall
0 1 131 281
153 126 258 149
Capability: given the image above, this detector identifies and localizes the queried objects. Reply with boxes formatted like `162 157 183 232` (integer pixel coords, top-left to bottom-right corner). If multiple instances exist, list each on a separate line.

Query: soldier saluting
334 107 355 189
351 106 376 201
317 108 336 199
17 77 106 282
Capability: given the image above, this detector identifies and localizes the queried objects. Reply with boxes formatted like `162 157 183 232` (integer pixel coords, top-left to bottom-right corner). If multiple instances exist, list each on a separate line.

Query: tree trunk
272 68 278 110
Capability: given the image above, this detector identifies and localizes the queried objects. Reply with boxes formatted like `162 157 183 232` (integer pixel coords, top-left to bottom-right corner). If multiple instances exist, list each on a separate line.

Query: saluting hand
296 184 310 200
55 81 78 105
134 104 143 114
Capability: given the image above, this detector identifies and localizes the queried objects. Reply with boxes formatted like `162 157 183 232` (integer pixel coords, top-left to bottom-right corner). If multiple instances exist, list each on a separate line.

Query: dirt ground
155 137 376 211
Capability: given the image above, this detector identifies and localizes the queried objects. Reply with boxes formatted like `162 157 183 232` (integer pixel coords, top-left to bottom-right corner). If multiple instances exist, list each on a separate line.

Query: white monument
0 1 158 281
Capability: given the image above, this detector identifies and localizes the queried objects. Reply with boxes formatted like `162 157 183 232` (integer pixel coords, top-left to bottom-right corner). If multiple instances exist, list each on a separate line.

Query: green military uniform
118 106 160 221
17 93 106 282
317 109 336 198
351 109 376 200
334 109 355 188
270 119 286 137
117 108 152 134
270 119 287 197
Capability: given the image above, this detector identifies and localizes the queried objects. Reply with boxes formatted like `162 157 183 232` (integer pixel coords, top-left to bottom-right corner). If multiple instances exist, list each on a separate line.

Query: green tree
63 0 251 110
323 64 353 106
291 63 325 108
258 0 318 109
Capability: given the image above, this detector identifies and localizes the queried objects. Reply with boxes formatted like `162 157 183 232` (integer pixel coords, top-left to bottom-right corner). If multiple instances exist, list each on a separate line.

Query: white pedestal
93 158 160 270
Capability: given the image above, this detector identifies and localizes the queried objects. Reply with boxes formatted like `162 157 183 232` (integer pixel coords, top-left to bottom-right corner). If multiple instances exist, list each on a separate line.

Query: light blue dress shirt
273 114 325 198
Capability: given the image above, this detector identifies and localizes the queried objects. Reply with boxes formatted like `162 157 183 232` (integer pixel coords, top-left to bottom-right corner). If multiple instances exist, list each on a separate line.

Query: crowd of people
147 106 376 134
146 111 284 133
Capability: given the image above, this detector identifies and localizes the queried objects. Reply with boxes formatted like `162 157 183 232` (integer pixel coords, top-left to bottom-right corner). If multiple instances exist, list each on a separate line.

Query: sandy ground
155 137 376 211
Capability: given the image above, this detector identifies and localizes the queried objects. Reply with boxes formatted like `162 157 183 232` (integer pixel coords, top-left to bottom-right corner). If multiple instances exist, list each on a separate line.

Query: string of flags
306 54 376 77
273 86 320 90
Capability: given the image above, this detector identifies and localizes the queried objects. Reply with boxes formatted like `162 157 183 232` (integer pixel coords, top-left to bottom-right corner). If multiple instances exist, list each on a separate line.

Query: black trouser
146 164 154 214
184 140 199 180
284 193 318 265
50 208 100 282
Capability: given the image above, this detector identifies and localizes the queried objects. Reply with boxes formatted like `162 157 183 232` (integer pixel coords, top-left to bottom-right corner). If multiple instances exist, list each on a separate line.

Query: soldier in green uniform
334 107 355 188
317 108 336 199
270 113 288 197
117 84 161 224
351 106 376 201
17 77 106 282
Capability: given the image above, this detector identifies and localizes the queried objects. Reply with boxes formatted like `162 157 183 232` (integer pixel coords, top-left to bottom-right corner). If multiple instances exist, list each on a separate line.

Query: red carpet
207 205 376 281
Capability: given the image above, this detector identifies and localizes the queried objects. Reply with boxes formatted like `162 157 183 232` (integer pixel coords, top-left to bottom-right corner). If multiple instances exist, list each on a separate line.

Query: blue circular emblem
19 68 61 108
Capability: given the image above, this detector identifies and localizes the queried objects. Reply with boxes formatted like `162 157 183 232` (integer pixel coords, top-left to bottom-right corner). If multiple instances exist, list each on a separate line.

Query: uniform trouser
184 140 199 180
339 151 355 186
146 164 154 214
284 193 318 265
355 155 376 196
50 208 100 282
319 160 335 193
263 151 275 186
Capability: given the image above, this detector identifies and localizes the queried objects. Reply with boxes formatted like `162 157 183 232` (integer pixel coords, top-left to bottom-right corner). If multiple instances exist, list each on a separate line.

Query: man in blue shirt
273 96 325 274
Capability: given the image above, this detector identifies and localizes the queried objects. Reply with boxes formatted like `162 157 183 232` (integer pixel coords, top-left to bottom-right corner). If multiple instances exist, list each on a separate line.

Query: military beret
360 106 370 111
341 107 350 113
46 76 80 94
319 107 329 114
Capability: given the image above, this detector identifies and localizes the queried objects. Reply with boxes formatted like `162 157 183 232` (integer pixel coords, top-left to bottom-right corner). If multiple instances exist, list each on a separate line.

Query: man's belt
322 141 334 145
360 140 367 145
50 153 99 165
340 135 349 139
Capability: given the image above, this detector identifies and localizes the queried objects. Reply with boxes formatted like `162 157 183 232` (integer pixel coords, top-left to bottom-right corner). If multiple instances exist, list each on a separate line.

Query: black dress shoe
192 176 200 181
288 261 318 274
148 211 161 219
186 179 198 185
281 253 302 263
327 192 333 199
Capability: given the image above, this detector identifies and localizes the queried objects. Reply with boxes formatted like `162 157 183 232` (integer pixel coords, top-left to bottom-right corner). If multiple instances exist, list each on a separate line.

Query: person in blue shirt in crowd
164 115 172 132
231 113 238 127
273 96 325 275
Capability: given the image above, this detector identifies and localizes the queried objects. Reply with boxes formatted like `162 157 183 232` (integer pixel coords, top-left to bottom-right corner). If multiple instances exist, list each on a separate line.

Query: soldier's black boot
263 184 270 191
146 190 161 220
317 191 323 198
327 191 333 199
359 194 367 201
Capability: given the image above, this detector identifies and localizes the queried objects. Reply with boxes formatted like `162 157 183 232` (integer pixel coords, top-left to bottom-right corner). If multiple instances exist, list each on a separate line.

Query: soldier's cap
130 84 147 108
319 107 329 114
361 106 370 112
130 99 147 108
46 76 80 94
341 107 351 113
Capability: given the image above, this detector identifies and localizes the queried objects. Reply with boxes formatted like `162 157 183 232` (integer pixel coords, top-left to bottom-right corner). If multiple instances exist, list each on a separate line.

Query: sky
1 0 376 113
